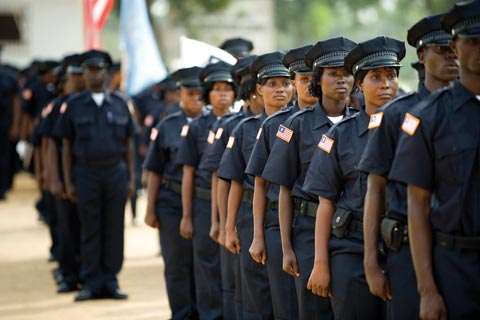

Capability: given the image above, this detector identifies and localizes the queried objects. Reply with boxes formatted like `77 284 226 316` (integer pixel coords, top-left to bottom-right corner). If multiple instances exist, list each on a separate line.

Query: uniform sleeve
245 121 270 177
262 118 299 188
55 104 74 141
358 110 398 177
389 113 434 191
142 122 168 174
175 122 199 167
218 125 246 183
303 130 343 202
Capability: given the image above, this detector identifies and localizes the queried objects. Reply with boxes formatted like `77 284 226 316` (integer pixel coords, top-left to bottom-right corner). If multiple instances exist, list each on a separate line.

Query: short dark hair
201 81 236 105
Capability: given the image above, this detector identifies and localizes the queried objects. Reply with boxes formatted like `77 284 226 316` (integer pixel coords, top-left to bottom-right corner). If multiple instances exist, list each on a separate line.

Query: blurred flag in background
180 36 237 68
84 0 115 49
119 0 167 96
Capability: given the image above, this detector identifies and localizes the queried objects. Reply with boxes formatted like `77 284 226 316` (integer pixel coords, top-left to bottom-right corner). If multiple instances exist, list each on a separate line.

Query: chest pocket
435 137 477 185
110 114 129 140
75 117 95 140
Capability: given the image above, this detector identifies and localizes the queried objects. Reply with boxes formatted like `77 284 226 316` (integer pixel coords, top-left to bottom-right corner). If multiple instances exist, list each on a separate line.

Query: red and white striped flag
84 0 115 49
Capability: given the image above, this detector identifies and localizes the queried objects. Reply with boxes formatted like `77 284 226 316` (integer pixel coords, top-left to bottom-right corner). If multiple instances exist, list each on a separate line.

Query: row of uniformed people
143 3 480 319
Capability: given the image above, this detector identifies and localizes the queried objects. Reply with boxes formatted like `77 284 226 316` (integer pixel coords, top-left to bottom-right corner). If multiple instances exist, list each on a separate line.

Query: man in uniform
390 1 480 318
59 50 135 301
359 14 458 319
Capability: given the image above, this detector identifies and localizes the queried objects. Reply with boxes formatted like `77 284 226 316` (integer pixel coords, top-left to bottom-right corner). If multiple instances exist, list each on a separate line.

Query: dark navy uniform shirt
175 111 231 189
218 112 267 191
57 91 134 162
263 102 353 202
245 103 299 201
390 80 480 236
143 110 192 182
202 108 253 173
21 79 56 118
358 83 430 221
303 107 370 221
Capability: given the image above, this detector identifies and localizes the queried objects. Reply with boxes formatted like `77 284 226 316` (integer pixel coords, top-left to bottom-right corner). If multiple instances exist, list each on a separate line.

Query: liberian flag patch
368 112 383 129
276 125 293 143
318 134 334 153
401 113 420 136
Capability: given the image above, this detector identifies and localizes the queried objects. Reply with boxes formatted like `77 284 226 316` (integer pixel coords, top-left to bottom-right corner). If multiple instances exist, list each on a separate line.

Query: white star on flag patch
318 134 334 153
401 113 420 136
276 125 293 143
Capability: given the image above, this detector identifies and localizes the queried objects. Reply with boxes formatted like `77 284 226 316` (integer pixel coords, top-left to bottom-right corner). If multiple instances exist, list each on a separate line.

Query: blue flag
119 0 167 96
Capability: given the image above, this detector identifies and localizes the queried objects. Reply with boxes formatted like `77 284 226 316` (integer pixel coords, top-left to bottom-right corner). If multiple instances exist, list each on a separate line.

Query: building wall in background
0 0 83 68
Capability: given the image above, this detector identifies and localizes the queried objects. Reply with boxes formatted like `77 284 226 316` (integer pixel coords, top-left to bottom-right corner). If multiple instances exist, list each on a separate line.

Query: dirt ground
0 173 172 320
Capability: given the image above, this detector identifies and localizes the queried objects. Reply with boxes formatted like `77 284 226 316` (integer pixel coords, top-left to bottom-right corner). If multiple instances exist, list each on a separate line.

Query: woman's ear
256 83 263 96
356 80 363 92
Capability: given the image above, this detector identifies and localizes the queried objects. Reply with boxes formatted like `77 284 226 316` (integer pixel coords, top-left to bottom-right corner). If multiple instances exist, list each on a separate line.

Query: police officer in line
221 52 296 320
390 1 480 318
201 55 262 320
262 38 358 320
59 50 135 301
143 66 203 320
220 37 254 59
359 14 458 319
303 36 405 319
176 61 235 319
42 53 86 293
249 45 319 319
0 46 21 200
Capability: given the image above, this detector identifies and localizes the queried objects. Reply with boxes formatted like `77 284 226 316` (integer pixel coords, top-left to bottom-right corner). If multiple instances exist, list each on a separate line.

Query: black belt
76 157 121 167
194 186 211 201
349 218 363 234
163 180 182 194
242 189 254 204
435 232 480 250
293 197 318 218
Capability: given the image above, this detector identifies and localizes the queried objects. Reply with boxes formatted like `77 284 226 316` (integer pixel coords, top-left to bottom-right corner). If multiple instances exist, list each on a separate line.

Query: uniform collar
417 82 431 101
83 90 112 104
312 102 332 129
452 79 478 111
358 106 370 137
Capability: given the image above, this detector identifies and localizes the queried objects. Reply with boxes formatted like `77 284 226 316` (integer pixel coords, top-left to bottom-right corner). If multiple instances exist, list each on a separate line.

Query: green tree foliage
169 0 232 22
275 0 457 89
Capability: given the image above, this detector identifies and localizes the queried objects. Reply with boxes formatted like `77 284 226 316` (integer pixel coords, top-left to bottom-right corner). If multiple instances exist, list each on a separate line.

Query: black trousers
55 198 81 285
329 236 385 320
192 198 223 320
291 213 333 320
74 161 127 292
156 188 196 320
237 202 273 320
264 207 298 320
386 244 419 320
220 246 242 320
433 244 480 319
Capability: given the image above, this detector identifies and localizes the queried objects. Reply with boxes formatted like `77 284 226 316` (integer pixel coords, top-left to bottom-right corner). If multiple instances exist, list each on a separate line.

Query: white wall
0 0 84 67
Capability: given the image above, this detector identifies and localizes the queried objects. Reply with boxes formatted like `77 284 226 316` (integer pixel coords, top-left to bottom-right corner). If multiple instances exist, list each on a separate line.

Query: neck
459 68 480 95
265 104 282 116
297 98 313 110
423 75 451 93
248 100 264 115
212 105 229 117
184 109 200 118
365 103 378 116
89 88 104 93
322 97 346 117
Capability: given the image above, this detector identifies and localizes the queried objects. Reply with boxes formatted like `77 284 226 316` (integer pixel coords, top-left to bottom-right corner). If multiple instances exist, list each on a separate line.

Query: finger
385 280 392 301
292 262 300 277
261 252 266 265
